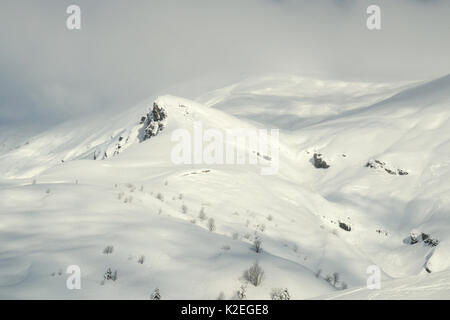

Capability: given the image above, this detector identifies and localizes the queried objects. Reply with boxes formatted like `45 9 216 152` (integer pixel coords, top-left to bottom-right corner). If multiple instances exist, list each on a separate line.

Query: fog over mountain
1 0 449 127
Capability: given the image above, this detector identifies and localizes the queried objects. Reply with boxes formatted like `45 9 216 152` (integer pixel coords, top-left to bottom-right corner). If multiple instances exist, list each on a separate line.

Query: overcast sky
0 0 449 127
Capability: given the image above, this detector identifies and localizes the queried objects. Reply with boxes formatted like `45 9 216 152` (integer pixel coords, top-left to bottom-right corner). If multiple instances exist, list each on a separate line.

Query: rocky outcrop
142 102 167 141
366 159 408 176
408 232 439 247
338 221 352 232
91 102 167 161
421 233 440 247
312 153 330 169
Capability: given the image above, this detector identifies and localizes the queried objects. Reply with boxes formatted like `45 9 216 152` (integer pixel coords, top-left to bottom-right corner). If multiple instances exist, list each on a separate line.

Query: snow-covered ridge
196 74 414 129
0 93 272 179
0 74 449 299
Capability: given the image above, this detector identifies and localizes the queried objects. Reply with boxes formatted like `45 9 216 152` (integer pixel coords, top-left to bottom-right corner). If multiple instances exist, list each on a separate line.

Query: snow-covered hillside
322 269 450 300
0 74 449 299
0 124 46 155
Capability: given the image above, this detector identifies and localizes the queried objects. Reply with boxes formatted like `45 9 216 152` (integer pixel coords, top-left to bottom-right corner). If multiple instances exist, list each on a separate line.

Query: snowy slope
0 99 153 179
0 124 46 155
202 74 450 277
285 75 450 278
197 74 413 129
0 95 344 299
0 74 449 299
322 269 450 300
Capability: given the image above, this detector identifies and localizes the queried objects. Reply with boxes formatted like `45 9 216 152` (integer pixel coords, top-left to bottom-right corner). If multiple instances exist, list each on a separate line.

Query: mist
0 0 449 126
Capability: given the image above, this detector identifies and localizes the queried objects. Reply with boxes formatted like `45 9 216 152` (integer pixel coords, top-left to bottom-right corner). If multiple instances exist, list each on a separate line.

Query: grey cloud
0 0 449 127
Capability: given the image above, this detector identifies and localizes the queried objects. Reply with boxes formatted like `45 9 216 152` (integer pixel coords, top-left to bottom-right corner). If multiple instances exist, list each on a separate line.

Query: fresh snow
0 74 449 299
322 269 450 300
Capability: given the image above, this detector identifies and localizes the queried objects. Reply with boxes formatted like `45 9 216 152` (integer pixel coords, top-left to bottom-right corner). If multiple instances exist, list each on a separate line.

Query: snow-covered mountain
0 74 449 299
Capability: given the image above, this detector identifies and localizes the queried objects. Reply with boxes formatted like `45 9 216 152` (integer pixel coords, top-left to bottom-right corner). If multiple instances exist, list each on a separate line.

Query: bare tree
243 262 264 287
103 245 114 255
104 268 117 281
150 288 161 300
207 218 216 232
333 272 340 287
270 288 290 300
253 237 263 253
235 285 246 300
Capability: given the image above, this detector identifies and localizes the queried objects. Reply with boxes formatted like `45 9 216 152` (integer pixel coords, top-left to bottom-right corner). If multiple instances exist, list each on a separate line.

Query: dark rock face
312 153 330 169
142 102 167 141
338 221 351 232
152 103 166 121
409 232 439 247
422 233 440 247
366 159 409 176
366 159 385 169
384 168 397 175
